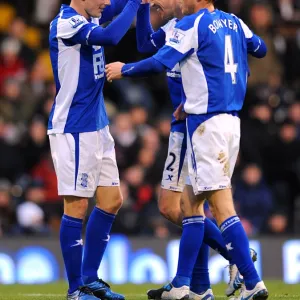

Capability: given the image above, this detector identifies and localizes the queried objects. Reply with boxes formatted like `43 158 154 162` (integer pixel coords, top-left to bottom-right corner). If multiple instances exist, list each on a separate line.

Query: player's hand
105 62 125 82
173 102 187 121
141 0 150 4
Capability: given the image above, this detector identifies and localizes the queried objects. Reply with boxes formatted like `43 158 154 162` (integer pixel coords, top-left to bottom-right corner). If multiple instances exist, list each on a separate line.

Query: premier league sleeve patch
69 16 85 28
169 29 186 45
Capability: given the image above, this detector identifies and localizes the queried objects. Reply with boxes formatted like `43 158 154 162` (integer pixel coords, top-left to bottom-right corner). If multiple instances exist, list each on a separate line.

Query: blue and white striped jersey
48 5 108 134
153 9 265 116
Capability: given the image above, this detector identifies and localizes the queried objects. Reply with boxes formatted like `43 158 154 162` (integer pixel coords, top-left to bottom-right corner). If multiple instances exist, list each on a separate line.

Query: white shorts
161 131 189 192
49 126 119 198
187 114 240 195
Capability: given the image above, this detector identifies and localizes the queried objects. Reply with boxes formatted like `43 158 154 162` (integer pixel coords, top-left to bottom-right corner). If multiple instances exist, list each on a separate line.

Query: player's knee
180 195 204 218
64 197 89 219
180 197 193 217
96 193 123 214
158 198 181 223
208 196 236 225
109 194 123 213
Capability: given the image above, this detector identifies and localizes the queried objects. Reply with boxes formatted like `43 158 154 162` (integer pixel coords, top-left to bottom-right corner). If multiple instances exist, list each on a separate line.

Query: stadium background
0 0 300 288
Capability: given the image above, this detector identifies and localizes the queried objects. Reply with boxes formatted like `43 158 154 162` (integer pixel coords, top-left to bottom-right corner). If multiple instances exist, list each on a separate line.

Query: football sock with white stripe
60 214 84 294
190 243 211 294
82 207 116 284
172 216 205 288
221 216 260 290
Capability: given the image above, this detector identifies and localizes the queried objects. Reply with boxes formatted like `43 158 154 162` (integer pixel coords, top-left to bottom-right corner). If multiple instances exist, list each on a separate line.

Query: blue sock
221 216 260 290
82 207 115 284
190 243 210 294
204 218 231 262
60 215 84 294
172 216 205 288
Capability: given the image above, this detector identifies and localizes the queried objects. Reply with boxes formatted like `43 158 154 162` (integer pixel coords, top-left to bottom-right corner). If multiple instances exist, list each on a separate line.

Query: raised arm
100 0 130 24
57 0 140 46
136 3 166 53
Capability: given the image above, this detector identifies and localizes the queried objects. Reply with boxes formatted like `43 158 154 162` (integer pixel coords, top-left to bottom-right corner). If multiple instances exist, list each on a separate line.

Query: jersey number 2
166 152 176 172
224 35 238 84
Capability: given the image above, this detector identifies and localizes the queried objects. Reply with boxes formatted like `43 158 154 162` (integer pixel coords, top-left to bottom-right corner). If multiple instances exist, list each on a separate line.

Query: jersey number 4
224 35 238 84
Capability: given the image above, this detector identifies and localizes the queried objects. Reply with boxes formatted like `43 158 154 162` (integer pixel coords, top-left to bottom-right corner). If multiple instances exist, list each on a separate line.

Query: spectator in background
288 102 300 139
264 213 288 235
0 118 24 182
21 116 49 172
123 165 154 214
5 18 36 68
234 164 274 235
28 151 62 233
16 180 49 235
0 179 17 236
29 56 51 99
240 103 274 165
111 113 141 173
264 121 300 230
34 0 61 26
277 0 300 22
0 78 35 127
247 3 283 87
0 38 26 94
130 105 150 135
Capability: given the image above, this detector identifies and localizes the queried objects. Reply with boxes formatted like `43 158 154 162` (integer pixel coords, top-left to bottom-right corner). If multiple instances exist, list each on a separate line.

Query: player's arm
100 0 129 24
57 0 140 46
136 3 166 53
238 18 267 58
106 19 195 80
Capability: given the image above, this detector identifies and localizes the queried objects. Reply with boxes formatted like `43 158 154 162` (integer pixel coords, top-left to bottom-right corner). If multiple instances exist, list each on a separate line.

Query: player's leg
158 188 182 226
188 114 268 300
177 186 215 300
62 196 96 299
159 130 230 259
49 133 98 300
81 127 124 300
190 243 213 300
82 186 122 284
159 130 187 226
186 185 255 299
148 187 206 300
149 186 215 300
159 131 213 298
160 128 248 298
182 187 214 300
159 185 230 259
150 129 225 300
207 189 267 300
173 185 206 288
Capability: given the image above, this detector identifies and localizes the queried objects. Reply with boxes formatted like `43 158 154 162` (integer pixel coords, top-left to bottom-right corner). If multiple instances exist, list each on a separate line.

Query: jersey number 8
93 52 105 78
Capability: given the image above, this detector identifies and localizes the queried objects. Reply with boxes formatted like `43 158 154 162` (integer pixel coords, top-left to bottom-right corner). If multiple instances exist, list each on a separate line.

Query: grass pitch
0 281 299 300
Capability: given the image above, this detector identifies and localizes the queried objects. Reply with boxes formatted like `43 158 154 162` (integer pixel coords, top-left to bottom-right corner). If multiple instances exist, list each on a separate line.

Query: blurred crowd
0 0 300 238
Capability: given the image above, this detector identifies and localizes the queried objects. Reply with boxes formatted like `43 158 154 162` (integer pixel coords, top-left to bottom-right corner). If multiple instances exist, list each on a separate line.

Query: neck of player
174 6 184 20
195 2 215 14
70 0 90 20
